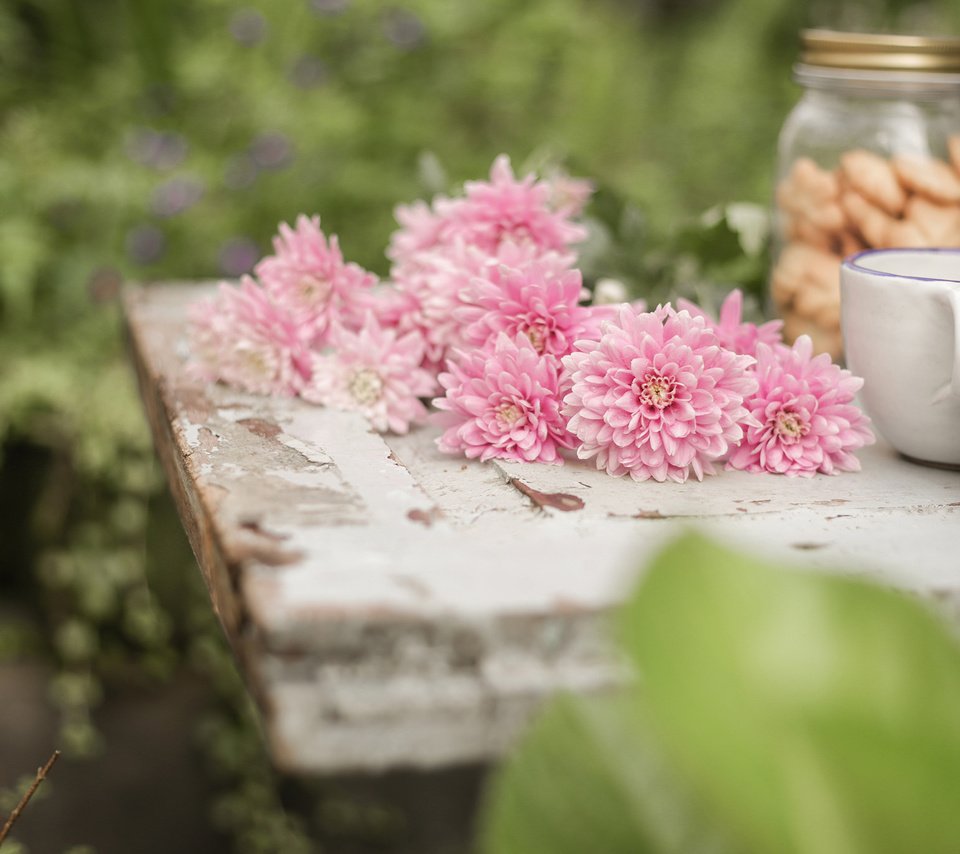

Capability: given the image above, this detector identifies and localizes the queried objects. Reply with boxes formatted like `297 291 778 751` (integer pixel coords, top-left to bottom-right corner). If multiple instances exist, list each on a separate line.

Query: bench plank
124 282 960 773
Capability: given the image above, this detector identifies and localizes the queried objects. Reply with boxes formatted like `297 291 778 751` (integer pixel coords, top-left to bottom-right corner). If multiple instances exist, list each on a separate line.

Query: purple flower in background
125 129 188 171
229 9 267 46
126 225 166 266
151 177 205 218
251 132 293 171
218 237 261 277
383 9 425 50
309 0 349 16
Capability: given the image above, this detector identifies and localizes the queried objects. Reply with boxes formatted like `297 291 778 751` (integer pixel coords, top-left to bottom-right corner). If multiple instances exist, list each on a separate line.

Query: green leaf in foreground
620 533 960 854
479 691 733 854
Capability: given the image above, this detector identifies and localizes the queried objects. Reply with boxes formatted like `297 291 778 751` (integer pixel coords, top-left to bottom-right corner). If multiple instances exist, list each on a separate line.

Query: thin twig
0 750 61 846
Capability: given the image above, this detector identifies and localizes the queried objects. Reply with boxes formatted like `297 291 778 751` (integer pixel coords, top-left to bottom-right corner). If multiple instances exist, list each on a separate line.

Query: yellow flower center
298 274 332 304
495 401 524 428
523 321 549 354
639 372 677 409
774 409 808 442
348 369 383 406
238 344 273 379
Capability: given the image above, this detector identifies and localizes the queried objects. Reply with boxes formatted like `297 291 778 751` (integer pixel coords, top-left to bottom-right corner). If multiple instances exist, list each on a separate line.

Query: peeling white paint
182 422 204 448
128 283 960 775
276 435 336 467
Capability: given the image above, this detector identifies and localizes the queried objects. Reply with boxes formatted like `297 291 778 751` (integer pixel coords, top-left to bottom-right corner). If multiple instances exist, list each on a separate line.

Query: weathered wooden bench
125 282 960 776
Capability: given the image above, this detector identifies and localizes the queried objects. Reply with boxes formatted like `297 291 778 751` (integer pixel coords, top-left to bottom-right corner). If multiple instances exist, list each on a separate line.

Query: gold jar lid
801 29 960 73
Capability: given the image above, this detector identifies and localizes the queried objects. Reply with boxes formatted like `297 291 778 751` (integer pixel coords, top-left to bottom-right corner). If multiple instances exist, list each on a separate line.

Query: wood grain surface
124 282 960 774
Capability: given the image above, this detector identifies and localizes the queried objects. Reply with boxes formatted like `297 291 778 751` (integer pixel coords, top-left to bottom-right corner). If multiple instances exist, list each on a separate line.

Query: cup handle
949 288 960 399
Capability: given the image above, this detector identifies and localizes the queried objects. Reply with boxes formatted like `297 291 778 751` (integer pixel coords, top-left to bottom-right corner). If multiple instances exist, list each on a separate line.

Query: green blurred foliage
2 0 958 850
483 534 960 854
478 691 735 854
624 535 960 854
190 604 316 852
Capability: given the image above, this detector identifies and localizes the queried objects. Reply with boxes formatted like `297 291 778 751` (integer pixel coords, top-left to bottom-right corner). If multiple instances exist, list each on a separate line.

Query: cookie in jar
772 29 960 358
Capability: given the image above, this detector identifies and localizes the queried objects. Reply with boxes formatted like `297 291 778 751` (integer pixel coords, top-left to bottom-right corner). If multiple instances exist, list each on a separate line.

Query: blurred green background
1 0 958 851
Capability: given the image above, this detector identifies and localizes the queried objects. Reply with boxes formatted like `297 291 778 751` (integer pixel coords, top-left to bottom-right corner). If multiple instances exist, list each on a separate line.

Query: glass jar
772 29 960 358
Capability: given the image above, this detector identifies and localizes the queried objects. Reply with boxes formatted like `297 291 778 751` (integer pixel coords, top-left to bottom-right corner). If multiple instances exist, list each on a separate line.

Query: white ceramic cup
841 248 960 469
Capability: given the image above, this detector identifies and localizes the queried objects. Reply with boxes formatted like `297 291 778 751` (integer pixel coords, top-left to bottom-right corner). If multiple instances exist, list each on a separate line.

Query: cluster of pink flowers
561 294 873 480
189 155 874 478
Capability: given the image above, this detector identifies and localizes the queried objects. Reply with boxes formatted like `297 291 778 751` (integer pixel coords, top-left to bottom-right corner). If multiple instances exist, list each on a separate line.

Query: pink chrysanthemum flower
386 156 587 270
676 289 784 358
456 263 596 357
387 199 448 267
350 284 420 330
579 300 648 341
188 277 312 396
393 240 577 369
255 214 377 344
545 172 594 217
447 155 587 254
726 335 874 476
390 248 474 368
434 334 574 464
562 305 758 483
469 239 576 278
384 155 588 367
301 314 435 434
